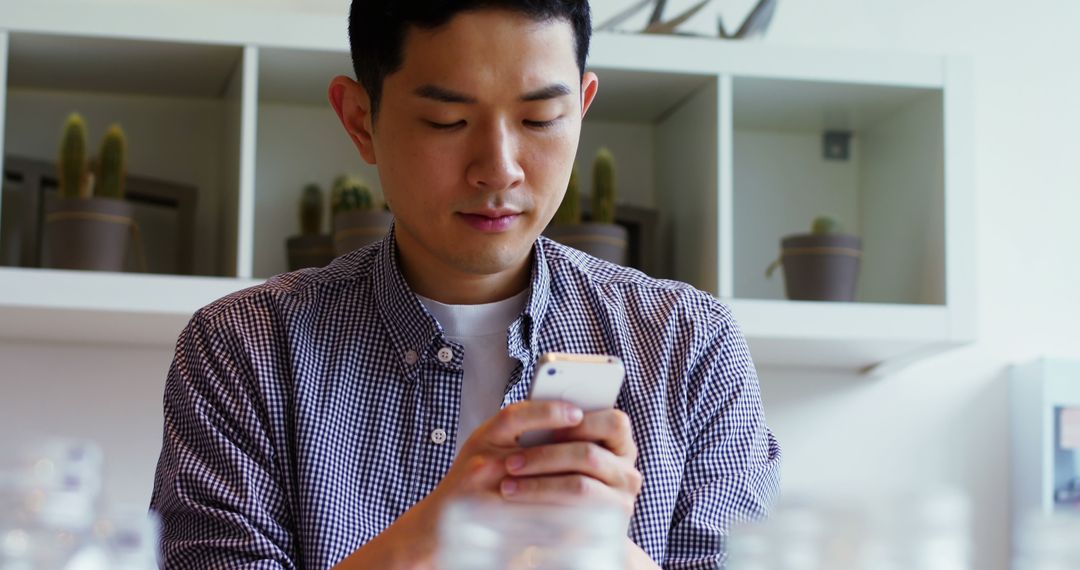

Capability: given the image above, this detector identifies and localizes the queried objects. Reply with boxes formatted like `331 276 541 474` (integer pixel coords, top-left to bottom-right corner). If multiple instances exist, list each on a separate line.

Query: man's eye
427 120 465 130
524 119 559 129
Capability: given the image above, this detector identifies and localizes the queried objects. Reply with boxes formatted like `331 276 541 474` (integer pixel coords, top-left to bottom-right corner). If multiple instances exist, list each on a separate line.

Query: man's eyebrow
414 84 477 104
413 82 573 104
520 83 573 102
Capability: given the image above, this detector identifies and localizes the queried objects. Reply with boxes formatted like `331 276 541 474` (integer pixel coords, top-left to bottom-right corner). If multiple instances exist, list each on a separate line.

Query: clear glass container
0 439 107 570
99 506 160 570
727 488 971 570
438 500 626 570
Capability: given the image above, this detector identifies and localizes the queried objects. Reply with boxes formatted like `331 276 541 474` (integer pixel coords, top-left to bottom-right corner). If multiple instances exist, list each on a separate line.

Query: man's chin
451 239 536 276
470 254 533 277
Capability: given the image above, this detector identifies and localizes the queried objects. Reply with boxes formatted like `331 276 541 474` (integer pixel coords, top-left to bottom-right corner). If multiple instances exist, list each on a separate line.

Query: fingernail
501 479 518 496
566 406 583 423
506 454 526 472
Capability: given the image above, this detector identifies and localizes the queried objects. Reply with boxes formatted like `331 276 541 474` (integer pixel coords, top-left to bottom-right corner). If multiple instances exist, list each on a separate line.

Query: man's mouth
458 210 522 233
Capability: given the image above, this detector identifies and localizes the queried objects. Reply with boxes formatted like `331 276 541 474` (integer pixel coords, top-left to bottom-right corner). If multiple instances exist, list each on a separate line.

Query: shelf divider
718 73 734 298
944 56 977 343
237 45 260 279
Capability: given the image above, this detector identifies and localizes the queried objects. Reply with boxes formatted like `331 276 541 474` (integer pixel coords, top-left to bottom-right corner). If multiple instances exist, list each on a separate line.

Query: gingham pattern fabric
150 231 782 569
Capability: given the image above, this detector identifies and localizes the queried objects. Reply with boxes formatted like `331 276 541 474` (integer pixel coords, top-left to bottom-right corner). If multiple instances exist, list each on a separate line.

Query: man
150 1 781 568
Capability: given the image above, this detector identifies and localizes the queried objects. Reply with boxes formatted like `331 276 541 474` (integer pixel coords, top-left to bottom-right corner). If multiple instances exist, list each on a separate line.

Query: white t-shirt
418 288 529 453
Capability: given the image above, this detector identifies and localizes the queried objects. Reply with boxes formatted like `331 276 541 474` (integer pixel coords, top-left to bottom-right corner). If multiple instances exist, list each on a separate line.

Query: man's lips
458 211 522 232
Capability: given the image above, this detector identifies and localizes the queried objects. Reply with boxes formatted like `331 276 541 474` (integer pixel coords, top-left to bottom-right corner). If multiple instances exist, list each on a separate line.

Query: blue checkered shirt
150 232 781 569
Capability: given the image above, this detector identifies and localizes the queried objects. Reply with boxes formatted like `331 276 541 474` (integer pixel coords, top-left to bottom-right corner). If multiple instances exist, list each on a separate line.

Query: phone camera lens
547 368 556 376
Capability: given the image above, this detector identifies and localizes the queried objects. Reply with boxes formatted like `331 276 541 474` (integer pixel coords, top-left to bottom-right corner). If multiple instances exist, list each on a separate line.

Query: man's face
357 9 597 287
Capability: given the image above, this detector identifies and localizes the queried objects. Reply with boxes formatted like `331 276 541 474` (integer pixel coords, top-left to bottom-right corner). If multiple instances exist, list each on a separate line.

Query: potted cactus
766 215 862 301
285 183 335 271
41 114 139 272
331 174 393 255
544 148 629 265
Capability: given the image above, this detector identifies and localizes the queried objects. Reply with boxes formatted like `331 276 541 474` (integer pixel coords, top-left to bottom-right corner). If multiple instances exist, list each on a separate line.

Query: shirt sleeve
150 311 297 569
663 310 782 569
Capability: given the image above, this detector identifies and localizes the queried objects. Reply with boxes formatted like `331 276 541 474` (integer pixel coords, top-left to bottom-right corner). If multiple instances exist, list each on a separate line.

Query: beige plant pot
544 222 629 266
333 210 394 256
41 195 137 272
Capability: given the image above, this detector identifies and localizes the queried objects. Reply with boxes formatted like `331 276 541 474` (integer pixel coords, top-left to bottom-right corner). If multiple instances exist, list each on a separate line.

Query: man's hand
431 399 591 503
337 400 643 569
497 407 642 517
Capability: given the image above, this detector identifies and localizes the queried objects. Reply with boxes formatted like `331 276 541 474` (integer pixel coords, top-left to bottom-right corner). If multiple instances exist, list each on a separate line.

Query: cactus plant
592 148 616 224
331 175 375 214
811 215 841 235
58 113 90 199
95 124 127 199
299 183 323 236
552 166 582 225
545 149 628 265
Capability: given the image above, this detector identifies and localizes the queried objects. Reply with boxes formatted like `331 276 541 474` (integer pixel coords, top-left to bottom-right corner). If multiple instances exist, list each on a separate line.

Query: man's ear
328 75 377 165
580 71 599 119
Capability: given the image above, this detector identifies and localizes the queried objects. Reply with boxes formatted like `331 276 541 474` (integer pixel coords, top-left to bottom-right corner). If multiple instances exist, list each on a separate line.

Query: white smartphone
518 352 626 447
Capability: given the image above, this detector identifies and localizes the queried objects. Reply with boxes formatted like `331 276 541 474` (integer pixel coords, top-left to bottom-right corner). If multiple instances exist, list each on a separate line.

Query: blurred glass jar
727 488 971 570
0 439 106 570
96 506 160 570
438 500 626 570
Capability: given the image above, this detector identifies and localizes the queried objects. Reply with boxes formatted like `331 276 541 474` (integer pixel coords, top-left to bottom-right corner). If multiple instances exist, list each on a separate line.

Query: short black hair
348 1 592 122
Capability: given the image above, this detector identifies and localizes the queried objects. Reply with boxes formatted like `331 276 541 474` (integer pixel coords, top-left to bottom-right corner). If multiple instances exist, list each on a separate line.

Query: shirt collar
373 227 441 381
372 227 553 380
512 236 553 363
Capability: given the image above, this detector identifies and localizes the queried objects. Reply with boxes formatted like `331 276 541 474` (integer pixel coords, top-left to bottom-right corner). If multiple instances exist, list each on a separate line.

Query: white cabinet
1012 359 1080 519
0 2 975 372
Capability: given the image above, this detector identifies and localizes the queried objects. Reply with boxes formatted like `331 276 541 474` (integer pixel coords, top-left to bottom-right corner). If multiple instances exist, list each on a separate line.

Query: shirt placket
411 339 464 502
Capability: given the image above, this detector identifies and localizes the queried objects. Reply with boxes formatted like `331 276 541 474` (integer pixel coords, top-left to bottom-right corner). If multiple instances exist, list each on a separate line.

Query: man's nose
466 120 525 191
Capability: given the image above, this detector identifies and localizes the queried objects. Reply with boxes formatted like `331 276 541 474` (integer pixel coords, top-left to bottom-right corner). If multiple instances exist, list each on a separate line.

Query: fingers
498 473 637 514
551 409 637 459
503 441 643 494
482 401 584 448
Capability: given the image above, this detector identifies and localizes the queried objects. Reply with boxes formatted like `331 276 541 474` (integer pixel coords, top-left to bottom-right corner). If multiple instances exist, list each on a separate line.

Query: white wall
0 340 173 508
4 1 1080 568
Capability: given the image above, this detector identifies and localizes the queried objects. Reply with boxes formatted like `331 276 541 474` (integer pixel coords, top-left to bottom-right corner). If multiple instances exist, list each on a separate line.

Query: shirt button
437 347 454 363
431 428 447 445
404 350 418 365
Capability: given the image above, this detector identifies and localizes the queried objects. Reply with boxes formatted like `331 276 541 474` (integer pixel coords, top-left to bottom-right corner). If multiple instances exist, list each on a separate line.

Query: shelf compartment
730 77 945 306
253 48 720 288
1 32 249 278
581 67 719 290
252 46 379 279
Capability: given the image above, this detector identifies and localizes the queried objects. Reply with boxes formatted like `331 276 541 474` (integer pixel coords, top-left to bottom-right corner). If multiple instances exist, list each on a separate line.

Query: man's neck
395 244 532 306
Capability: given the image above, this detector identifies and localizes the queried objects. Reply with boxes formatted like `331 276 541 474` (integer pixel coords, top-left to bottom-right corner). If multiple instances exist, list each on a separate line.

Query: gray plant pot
286 234 334 271
333 210 394 256
780 233 862 302
41 195 136 272
544 223 629 266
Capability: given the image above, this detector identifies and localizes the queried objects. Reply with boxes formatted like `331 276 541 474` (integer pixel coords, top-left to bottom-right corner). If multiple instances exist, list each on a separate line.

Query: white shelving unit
0 2 975 372
1012 359 1080 519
